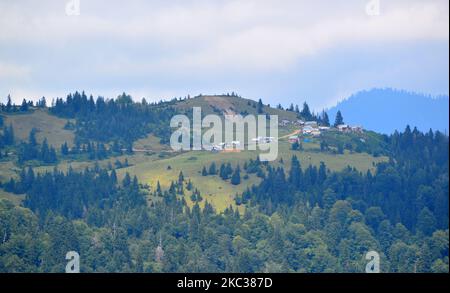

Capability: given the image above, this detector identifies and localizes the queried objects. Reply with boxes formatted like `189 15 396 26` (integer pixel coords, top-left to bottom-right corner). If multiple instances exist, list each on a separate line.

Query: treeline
6 166 145 223
61 140 130 160
0 95 42 113
16 128 57 164
201 162 242 185
277 101 331 125
50 91 176 146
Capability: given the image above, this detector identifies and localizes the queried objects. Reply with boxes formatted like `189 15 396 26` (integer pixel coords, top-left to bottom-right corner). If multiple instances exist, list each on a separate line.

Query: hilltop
173 94 298 120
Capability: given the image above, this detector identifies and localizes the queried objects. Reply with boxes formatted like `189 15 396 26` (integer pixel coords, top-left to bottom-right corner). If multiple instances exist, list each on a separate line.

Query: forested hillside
0 93 448 273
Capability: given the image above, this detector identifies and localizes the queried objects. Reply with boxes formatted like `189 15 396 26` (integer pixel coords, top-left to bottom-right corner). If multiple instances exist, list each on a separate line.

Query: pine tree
156 181 162 196
178 171 184 185
29 128 37 147
48 146 57 163
301 102 312 120
38 96 46 108
225 163 233 180
322 111 330 126
219 163 226 179
123 172 131 187
231 166 241 185
208 162 217 175
257 99 264 114
61 142 69 155
40 138 50 162
186 179 193 191
334 110 344 127
110 169 118 184
4 124 14 145
318 162 327 183
6 95 12 112
20 99 28 112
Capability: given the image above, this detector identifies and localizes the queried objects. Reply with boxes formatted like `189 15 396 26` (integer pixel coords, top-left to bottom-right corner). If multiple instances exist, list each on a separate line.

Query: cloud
0 0 448 107
0 62 30 79
1 0 448 72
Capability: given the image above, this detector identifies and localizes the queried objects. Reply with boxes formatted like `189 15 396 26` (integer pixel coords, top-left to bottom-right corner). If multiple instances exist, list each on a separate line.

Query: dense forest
51 91 176 147
1 131 448 272
0 94 448 273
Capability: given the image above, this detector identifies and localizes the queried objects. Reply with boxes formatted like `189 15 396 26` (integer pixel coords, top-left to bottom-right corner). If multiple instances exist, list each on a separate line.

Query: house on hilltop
337 124 351 132
336 124 364 133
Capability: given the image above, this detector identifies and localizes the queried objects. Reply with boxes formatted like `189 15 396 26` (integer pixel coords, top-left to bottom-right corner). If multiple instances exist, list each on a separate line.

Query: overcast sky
0 0 448 110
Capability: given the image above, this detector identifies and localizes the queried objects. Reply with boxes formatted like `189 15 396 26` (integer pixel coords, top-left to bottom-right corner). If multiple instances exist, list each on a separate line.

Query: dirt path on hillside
279 129 300 139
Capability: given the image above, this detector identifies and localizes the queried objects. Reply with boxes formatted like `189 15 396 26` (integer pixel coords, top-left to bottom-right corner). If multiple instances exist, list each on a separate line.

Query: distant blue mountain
327 88 449 134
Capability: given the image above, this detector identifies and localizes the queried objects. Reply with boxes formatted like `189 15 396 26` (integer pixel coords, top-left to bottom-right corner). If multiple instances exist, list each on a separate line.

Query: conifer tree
334 110 344 127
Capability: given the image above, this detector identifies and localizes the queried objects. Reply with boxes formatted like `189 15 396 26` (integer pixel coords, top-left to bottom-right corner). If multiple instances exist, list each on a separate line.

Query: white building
311 130 321 136
351 126 364 133
337 124 351 132
280 119 291 126
336 124 363 133
303 125 314 135
288 136 299 143
304 121 318 128
252 136 275 144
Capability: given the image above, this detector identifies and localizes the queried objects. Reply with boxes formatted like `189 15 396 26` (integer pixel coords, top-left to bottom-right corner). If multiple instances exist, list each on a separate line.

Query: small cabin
288 136 299 143
337 124 351 132
304 121 318 128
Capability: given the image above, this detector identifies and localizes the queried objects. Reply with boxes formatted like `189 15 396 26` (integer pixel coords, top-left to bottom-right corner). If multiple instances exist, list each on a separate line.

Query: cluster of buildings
280 119 307 127
336 124 364 133
208 137 275 152
285 119 364 144
252 136 275 144
210 141 241 152
204 119 365 150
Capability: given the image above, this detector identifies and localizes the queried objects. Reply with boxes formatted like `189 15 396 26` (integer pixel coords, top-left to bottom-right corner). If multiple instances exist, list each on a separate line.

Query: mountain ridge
327 88 449 134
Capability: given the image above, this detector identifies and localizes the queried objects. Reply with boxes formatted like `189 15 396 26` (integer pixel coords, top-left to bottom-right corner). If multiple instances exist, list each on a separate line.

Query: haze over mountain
327 88 449 134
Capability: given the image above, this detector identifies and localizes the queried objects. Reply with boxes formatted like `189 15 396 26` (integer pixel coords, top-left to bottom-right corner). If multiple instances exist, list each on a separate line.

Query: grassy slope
0 108 76 183
3 108 75 147
116 139 386 212
18 137 385 212
133 134 171 152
